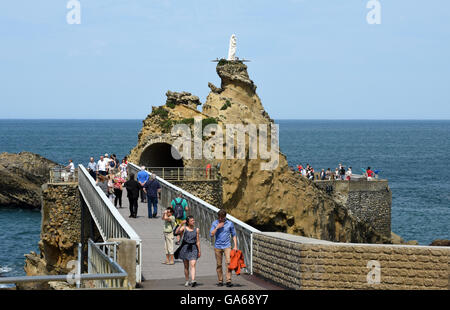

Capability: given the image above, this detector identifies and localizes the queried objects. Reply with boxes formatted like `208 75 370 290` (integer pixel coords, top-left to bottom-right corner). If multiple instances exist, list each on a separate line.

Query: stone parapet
253 232 449 290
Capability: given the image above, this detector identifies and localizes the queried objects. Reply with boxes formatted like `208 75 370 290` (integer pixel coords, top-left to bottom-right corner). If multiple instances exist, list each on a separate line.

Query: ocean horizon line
1 118 450 121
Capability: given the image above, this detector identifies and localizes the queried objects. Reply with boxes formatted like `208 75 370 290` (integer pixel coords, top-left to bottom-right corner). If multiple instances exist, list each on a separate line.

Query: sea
0 119 449 277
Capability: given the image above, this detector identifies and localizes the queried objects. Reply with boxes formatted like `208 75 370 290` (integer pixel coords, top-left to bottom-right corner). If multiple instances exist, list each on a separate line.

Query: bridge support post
107 238 137 289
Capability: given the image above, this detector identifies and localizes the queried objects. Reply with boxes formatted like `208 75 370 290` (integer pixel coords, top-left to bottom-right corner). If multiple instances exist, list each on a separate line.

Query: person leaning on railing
65 159 75 181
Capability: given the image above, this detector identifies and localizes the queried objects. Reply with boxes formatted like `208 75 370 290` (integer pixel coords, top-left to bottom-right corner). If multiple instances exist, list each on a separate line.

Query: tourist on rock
143 174 161 218
210 209 237 288
113 173 125 208
206 163 212 179
346 167 353 180
301 167 307 177
137 166 149 203
366 166 374 181
326 168 332 180
320 169 326 180
174 215 201 287
87 157 97 180
124 173 140 218
339 165 346 180
97 155 107 176
162 207 176 265
171 191 189 245
335 167 340 180
65 159 75 181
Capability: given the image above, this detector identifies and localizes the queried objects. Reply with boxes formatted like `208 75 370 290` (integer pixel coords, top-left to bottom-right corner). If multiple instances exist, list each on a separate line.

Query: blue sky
0 0 449 119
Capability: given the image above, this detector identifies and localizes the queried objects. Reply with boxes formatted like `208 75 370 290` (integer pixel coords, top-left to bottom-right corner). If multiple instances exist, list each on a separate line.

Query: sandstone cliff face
129 60 389 244
0 152 59 209
21 183 80 290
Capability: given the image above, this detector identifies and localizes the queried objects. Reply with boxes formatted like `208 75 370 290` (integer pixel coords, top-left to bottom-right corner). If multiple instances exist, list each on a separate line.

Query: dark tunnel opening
139 143 184 168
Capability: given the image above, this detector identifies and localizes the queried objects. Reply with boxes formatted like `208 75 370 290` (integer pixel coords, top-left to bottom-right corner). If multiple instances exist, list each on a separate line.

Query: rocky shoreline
0 152 59 209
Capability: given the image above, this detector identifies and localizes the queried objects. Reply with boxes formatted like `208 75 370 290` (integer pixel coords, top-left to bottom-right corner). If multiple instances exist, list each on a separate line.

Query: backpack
173 199 184 219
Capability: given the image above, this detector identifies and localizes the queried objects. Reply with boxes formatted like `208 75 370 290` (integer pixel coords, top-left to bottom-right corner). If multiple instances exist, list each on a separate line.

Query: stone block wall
253 232 449 290
171 180 223 208
314 180 391 238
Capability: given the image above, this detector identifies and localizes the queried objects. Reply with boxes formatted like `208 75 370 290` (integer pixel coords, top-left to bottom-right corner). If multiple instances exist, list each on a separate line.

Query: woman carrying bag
174 215 201 287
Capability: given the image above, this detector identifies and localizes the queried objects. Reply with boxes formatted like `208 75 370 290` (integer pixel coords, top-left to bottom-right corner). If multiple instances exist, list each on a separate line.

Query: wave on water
0 266 13 274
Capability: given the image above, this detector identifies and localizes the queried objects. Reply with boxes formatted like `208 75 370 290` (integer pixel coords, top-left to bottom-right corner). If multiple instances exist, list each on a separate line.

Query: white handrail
78 165 142 283
128 162 260 274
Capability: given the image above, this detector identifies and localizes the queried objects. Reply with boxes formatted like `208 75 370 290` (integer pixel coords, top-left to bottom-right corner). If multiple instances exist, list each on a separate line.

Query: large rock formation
129 60 389 244
0 152 59 209
21 183 81 290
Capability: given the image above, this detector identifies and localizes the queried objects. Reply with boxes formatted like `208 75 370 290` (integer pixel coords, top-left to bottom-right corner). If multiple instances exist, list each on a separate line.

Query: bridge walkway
116 190 276 290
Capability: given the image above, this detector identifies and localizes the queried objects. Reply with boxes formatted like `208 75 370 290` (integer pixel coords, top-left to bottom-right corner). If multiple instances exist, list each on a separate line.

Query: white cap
105 153 109 157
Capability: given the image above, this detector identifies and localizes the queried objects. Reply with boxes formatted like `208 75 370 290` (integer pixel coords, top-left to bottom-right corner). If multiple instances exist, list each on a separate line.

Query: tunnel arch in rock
139 142 184 168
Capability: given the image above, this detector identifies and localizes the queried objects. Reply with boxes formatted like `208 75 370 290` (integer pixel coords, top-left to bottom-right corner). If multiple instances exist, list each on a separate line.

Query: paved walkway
115 190 280 290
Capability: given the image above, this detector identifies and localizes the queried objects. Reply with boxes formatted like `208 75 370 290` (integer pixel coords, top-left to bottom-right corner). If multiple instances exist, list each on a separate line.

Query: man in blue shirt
137 166 149 203
143 174 161 218
210 209 237 287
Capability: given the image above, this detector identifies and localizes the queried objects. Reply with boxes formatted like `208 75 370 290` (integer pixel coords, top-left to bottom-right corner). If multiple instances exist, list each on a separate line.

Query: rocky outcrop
0 152 59 209
20 183 80 290
165 91 202 110
129 60 390 244
429 240 450 246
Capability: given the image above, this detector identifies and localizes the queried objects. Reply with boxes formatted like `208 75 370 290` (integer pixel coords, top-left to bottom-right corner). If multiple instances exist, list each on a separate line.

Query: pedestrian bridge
76 162 270 289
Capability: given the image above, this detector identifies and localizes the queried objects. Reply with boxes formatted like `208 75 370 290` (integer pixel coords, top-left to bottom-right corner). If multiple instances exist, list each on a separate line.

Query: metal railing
146 167 218 181
78 165 142 283
49 167 78 183
87 239 128 289
129 163 260 274
0 240 128 289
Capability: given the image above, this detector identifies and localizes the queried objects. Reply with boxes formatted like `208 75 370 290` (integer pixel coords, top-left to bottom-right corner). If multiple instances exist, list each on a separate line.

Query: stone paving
116 191 280 290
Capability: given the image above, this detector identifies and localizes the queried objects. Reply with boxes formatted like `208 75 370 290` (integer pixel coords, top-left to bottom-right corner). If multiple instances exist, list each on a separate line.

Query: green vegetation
166 100 176 109
178 118 195 125
220 100 232 110
159 116 218 133
153 106 168 118
202 117 218 131
217 58 228 66
161 119 173 131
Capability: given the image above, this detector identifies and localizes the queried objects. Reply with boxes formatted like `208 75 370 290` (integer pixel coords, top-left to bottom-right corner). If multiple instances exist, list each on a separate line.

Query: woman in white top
120 159 128 179
345 167 352 180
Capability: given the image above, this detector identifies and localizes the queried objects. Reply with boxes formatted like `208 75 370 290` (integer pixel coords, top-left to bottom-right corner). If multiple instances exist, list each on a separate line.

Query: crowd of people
293 163 378 181
89 161 241 288
85 154 129 208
